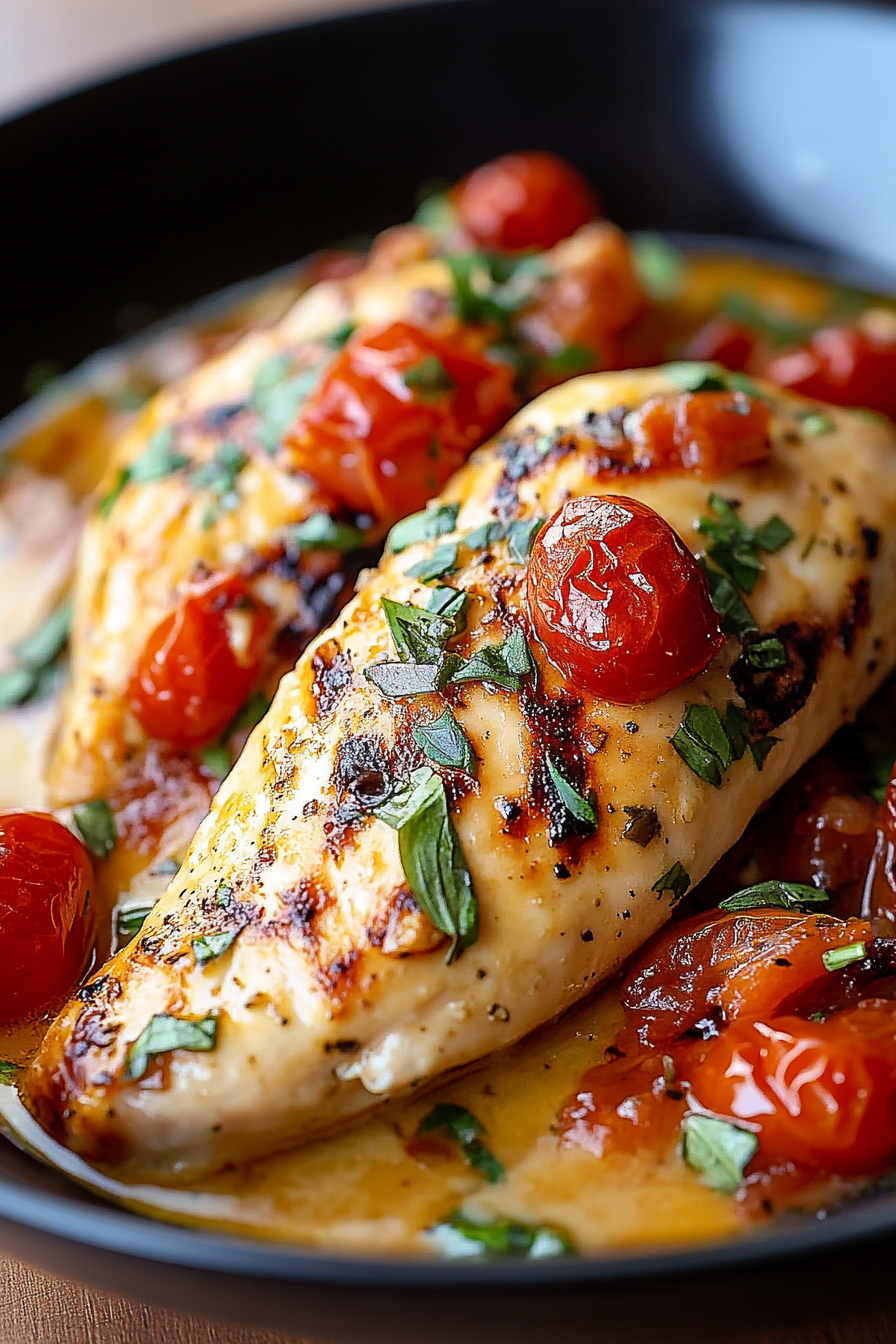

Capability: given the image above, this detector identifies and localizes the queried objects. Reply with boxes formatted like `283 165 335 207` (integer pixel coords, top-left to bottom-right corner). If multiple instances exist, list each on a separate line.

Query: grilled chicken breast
24 367 896 1180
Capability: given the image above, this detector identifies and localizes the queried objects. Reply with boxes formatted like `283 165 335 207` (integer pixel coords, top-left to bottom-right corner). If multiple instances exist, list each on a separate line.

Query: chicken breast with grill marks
22 367 896 1180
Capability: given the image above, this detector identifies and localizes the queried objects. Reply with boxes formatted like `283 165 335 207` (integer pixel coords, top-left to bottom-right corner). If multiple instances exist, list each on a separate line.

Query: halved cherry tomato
761 322 896 419
689 1006 896 1173
557 1050 688 1158
683 317 757 372
0 812 95 1023
285 322 515 523
621 908 874 1048
128 572 273 749
526 495 723 704
454 151 599 252
624 390 771 475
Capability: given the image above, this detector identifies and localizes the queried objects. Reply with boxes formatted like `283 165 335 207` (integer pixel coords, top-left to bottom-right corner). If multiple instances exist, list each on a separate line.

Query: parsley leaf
116 902 156 944
798 410 835 437
406 541 459 583
632 232 686 301
252 356 323 453
427 586 468 629
506 516 545 564
671 704 731 787
698 559 758 636
696 494 795 595
124 1013 218 1081
402 355 455 399
652 861 690 903
681 1113 757 1194
745 636 787 670
542 344 595 378
546 757 596 828
292 513 365 552
427 1212 573 1259
413 709 477 775
372 767 477 963
719 880 829 913
192 929 240 965
663 361 729 393
72 799 117 859
450 628 534 691
200 743 232 779
365 657 460 699
129 427 190 484
0 1060 19 1085
418 1103 503 1182
98 466 131 518
381 596 459 662
387 502 460 554
0 599 73 710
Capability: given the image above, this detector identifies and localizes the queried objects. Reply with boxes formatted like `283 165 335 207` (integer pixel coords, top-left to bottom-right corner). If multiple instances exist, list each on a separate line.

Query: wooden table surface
3 1248 896 1344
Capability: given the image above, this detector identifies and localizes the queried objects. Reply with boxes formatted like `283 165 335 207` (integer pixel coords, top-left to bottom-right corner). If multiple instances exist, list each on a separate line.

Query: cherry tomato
558 1050 687 1158
689 1006 896 1173
285 322 515 523
526 495 723 704
454 151 599 252
0 812 95 1023
128 572 273 749
683 317 757 372
622 908 874 1048
624 390 771 475
864 767 896 928
761 323 896 418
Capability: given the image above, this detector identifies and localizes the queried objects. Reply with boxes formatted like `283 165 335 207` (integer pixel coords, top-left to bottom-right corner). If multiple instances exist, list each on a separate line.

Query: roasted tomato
454 150 599 252
865 767 896 928
285 322 515 523
689 1006 896 1173
683 317 757 372
128 572 273 750
558 1050 688 1158
761 319 896 419
624 390 771 475
527 495 723 704
0 812 95 1023
622 908 874 1048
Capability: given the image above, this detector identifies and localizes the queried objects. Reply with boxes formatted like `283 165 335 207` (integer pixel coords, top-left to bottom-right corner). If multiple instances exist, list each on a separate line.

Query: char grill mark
731 623 826 735
520 683 593 848
311 641 354 717
838 576 872 654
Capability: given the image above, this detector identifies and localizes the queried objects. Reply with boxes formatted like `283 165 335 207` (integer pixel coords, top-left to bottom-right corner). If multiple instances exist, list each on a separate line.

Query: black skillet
2 2 896 1338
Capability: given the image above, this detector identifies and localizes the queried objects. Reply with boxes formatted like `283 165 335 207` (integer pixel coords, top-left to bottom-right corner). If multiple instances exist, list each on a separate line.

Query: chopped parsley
380 596 461 662
696 493 795 595
698 559 758 637
0 1061 18 1085
387 502 460 554
116 902 156 944
193 439 247 527
631 232 686 301
427 1212 573 1260
402 355 455 399
681 1113 758 1194
719 880 829 913
406 541 459 583
252 355 323 453
671 701 779 787
546 756 596 828
124 1013 218 1081
542 343 595 378
652 861 690 903
129 426 190 484
622 805 660 848
417 1103 503 1182
192 929 240 966
200 743 232 779
365 659 458 699
98 466 131 518
506 516 545 563
0 599 73 709
72 799 117 859
663 361 729 393
822 942 867 972
798 410 835 437
745 636 787 670
444 251 541 329
292 513 366 552
413 709 477 775
450 628 534 691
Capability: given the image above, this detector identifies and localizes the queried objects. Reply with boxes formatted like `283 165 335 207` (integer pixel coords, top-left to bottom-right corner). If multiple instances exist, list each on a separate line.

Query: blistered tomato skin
527 495 724 704
454 150 600 252
625 391 771 475
128 572 273 750
0 812 95 1024
689 1008 896 1173
761 324 896 419
285 322 516 523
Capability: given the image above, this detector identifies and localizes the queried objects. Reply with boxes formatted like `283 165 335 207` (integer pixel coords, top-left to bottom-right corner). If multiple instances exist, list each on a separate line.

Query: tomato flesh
128 572 273 749
0 812 95 1023
454 150 599 252
761 323 896 418
683 317 757 372
689 1007 896 1173
624 390 771 475
526 494 723 704
285 322 515 524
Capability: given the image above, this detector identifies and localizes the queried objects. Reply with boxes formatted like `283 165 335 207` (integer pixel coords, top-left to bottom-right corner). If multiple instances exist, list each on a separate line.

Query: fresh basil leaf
292 513 365 552
116 902 156 943
98 466 131 518
681 1113 757 1194
719 880 829 913
752 514 796 554
463 520 506 550
418 1103 504 1182
823 941 867 972
652 861 690 903
546 756 596 828
13 600 72 669
0 666 39 709
153 856 181 876
200 743 232 779
698 559 758 636
706 539 764 594
193 929 240 966
387 502 460 554
722 702 752 762
124 1013 218 1082
427 1212 573 1259
252 353 293 410
663 361 728 393
542 344 594 378
502 627 534 677
129 427 190 484
413 709 476 775
450 628 534 691
745 637 787 670
748 735 780 771
0 1060 18 1085
191 439 247 498
73 799 117 859
366 656 460 699
327 321 356 350
373 768 477 963
697 496 794 596
632 232 686 301
798 411 835 437
426 587 469 631
254 361 323 453
406 541 459 583
381 597 457 662
671 704 731 787
402 355 455 399
444 253 513 327
622 805 660 848
506 516 545 564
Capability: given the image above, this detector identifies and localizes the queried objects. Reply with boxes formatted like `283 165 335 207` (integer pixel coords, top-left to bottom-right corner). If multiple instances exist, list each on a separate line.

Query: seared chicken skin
23 368 896 1180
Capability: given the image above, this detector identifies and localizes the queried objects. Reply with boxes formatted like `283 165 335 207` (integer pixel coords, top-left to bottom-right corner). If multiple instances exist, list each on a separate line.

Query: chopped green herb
413 709 477 775
372 767 477 963
229 691 270 735
413 191 455 234
800 533 817 561
720 294 813 349
697 494 794 595
671 703 732 788
191 440 247 502
72 799 117 859
722 702 752 762
450 629 534 691
663 361 728 393
124 1013 218 1082
192 929 240 966
364 657 460 699
748 735 780 771
0 666 39 709
13 600 72 669
698 559 758 636
444 252 537 329
402 355 455 399
418 1103 503 1182
426 587 468 629
427 1212 573 1260
381 596 458 662
632 232 686 301
506 516 545 564
252 356 323 453
387 502 460 554
719 880 829 913
200 743 231 779
542 344 595 377
681 1113 758 1194
463 520 506 550
652 861 690 903
745 637 787 670
216 883 234 907
753 514 796 554
546 757 596 828
406 541 459 583
622 805 660 847
327 320 356 349
154 856 181 876
116 903 156 943
129 427 190 484
502 626 534 677
0 1060 19 1085
292 513 365 552
822 942 867 972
